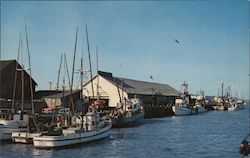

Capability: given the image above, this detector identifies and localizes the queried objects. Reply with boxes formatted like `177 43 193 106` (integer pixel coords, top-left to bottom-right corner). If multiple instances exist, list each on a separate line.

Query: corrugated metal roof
44 90 80 99
99 71 179 96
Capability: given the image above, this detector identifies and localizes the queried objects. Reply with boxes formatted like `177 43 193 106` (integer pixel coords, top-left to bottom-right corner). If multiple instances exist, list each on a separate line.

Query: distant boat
193 94 207 113
110 97 144 127
172 98 197 116
194 103 207 113
172 82 197 116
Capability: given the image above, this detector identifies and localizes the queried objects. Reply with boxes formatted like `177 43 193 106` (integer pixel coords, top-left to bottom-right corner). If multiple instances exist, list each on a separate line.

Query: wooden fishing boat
33 111 111 148
33 26 112 148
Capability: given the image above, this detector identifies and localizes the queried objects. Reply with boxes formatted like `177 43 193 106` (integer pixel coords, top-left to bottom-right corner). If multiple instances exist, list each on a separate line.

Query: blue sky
1 1 249 99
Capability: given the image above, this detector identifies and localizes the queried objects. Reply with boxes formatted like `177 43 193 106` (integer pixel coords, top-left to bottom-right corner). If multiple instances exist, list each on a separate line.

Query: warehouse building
83 71 179 117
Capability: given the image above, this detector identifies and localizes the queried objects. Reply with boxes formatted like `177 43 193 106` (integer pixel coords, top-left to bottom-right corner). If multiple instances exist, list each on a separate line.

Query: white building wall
82 75 128 107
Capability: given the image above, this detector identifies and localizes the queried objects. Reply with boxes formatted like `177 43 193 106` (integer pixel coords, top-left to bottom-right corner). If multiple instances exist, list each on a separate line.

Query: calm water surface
1 104 249 158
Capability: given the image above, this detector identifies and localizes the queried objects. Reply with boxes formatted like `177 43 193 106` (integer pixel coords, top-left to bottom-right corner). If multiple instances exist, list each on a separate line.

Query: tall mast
62 54 66 108
96 47 99 100
12 34 22 111
86 26 95 102
56 54 63 91
24 20 35 115
64 54 71 88
54 54 63 109
80 51 84 99
70 27 78 113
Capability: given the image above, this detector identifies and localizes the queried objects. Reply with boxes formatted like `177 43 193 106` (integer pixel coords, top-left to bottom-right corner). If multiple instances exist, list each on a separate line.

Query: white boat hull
12 132 42 144
0 125 27 140
172 106 193 116
195 104 207 113
112 111 144 127
33 123 111 148
0 113 29 140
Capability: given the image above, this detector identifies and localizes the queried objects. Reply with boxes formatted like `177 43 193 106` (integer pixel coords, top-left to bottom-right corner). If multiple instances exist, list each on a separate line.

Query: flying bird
150 75 153 80
175 39 180 44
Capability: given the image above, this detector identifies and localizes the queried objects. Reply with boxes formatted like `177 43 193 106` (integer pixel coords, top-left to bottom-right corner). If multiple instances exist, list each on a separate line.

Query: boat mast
86 26 95 103
96 47 100 101
12 34 21 111
62 54 66 109
56 54 63 92
54 54 63 110
120 64 125 108
80 46 84 128
70 27 78 114
64 54 71 88
24 19 35 115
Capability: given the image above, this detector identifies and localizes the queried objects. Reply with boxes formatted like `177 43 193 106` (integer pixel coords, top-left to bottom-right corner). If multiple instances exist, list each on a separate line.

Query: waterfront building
83 71 179 118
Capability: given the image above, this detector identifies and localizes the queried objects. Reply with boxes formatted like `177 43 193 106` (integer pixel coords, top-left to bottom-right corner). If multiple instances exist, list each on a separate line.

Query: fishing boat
0 34 32 141
0 109 29 140
172 98 197 116
110 97 144 127
193 93 207 113
172 82 197 116
33 110 111 148
194 103 207 113
11 23 44 144
33 26 111 148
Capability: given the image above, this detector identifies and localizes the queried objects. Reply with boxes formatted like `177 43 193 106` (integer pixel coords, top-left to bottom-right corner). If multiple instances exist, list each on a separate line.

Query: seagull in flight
175 39 180 44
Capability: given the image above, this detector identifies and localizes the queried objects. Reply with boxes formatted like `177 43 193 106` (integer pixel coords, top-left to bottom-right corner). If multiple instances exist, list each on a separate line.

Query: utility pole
49 81 52 90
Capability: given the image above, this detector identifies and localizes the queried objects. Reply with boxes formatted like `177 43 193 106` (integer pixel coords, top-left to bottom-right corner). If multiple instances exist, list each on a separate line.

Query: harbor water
1 104 249 158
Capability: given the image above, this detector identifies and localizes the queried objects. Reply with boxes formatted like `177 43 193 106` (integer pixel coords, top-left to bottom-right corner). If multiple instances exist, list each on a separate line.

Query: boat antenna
85 26 95 104
70 27 78 114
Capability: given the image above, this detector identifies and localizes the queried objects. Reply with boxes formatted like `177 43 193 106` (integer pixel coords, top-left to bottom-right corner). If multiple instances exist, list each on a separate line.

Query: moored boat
110 97 144 127
172 82 198 116
33 111 111 148
172 98 197 116
0 110 29 140
194 103 207 113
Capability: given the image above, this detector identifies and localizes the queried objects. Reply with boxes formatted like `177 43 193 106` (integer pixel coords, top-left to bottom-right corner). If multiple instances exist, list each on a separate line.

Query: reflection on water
0 104 249 158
